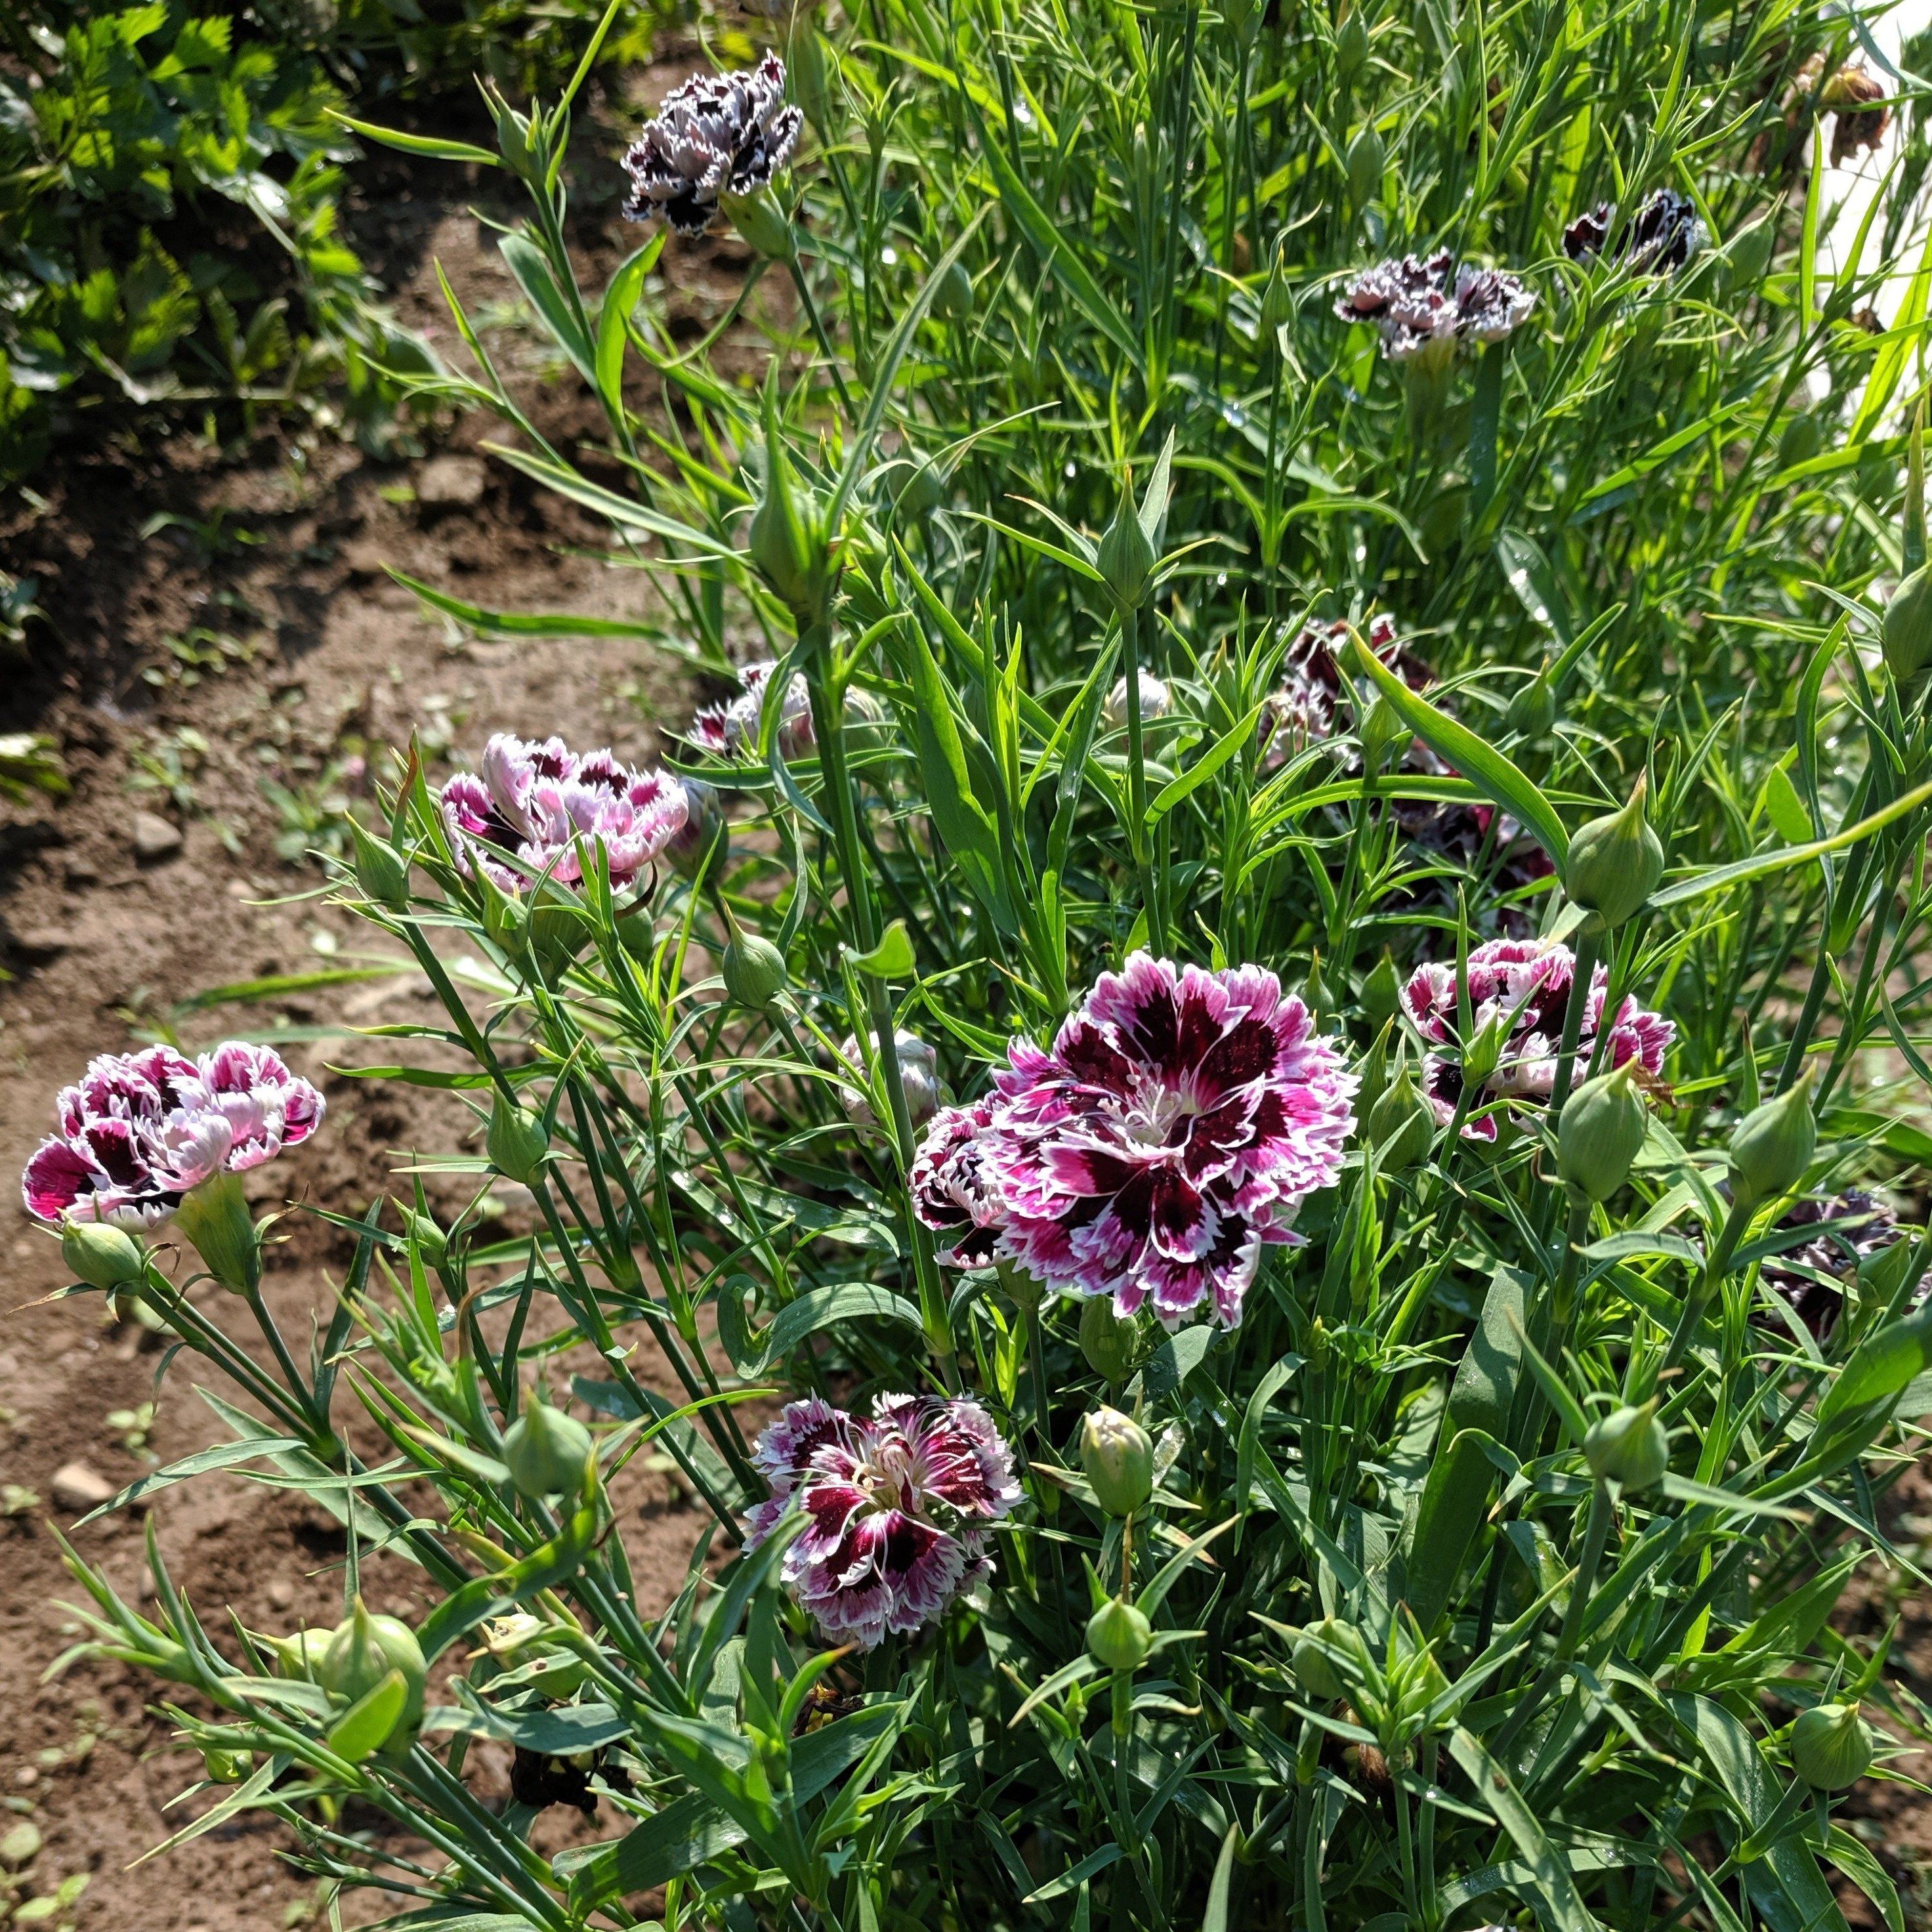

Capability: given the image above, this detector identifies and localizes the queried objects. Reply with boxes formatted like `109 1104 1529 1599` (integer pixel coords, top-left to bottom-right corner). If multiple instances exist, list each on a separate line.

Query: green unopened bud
933 257 974 321
349 818 410 911
748 391 828 619
1557 1060 1650 1203
401 1206 448 1272
174 1171 262 1295
1584 1400 1669 1492
1335 8 1370 77
1080 1406 1154 1517
1724 221 1774 295
996 1259 1044 1312
1097 475 1157 612
502 1391 595 1500
1301 950 1330 1018
1778 411 1823 472
486 83 534 177
1261 250 1296 337
720 185 797 262
487 1093 549 1186
666 776 727 885
1347 123 1384 211
1086 1596 1153 1670
202 1746 252 1784
60 1217 146 1292
790 23 835 135
1565 773 1664 930
272 1628 335 1679
1358 694 1406 770
1791 1702 1874 1791
480 873 530 954
1883 566 1932 683
1360 949 1401 1028
1289 1616 1359 1702
321 1599 427 1755
723 933 788 1011
1079 1295 1140 1385
1727 1066 1816 1212
898 455 946 518
1366 1062 1435 1171
1505 665 1556 738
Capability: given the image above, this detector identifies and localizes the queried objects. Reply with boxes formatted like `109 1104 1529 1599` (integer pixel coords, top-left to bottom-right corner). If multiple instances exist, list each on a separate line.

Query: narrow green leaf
1447 1729 1603 1932
325 1667 408 1765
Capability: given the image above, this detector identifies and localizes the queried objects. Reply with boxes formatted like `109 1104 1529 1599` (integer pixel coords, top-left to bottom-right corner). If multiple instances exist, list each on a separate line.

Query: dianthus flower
1334 249 1535 363
1258 613 1423 771
23 1042 324 1228
1399 937 1671 1139
912 955 1356 1328
744 1393 1020 1648
438 733 686 896
1563 188 1708 273
688 660 814 761
621 52 803 237
1759 1190 1904 1339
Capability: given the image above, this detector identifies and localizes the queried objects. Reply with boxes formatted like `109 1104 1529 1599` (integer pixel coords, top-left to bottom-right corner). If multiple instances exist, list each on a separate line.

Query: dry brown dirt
0 65 760 1929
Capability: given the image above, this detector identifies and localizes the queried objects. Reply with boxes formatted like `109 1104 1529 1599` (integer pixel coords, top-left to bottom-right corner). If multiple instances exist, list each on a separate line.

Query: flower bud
1564 774 1664 931
1097 475 1156 612
1289 1617 1359 1702
1778 411 1823 472
487 1093 549 1186
1883 566 1932 684
1335 8 1370 77
203 1746 252 1784
1086 1596 1153 1670
1366 1062 1435 1171
1079 1295 1139 1384
666 776 727 885
1260 251 1296 336
840 1028 940 1129
320 1599 427 1755
348 817 410 912
1727 1066 1816 1212
1080 1406 1154 1517
1361 954 1401 1032
401 1206 448 1272
723 932 788 1010
502 1392 595 1500
1791 1702 1874 1791
272 1628 335 1679
1102 671 1171 732
933 257 974 322
790 23 835 135
1505 665 1556 738
61 1217 146 1292
996 1258 1044 1312
1584 1400 1669 1492
174 1171 262 1295
748 396 828 620
1557 1060 1650 1203
1358 694 1406 771
1347 124 1384 211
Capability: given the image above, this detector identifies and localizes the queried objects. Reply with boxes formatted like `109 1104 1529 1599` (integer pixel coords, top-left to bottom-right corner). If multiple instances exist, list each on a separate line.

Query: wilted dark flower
621 53 803 238
439 733 687 896
1102 671 1173 732
1759 1190 1902 1337
1563 189 1708 274
1334 251 1535 362
1820 64 1891 165
24 1043 324 1228
840 1028 941 1129
912 954 1356 1328
744 1392 1020 1648
1400 938 1672 1140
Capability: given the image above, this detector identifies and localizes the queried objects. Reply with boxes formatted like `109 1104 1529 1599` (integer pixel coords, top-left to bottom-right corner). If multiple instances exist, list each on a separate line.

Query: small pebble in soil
268 1580 295 1610
64 858 99 887
131 810 183 864
49 1463 114 1513
417 454 489 509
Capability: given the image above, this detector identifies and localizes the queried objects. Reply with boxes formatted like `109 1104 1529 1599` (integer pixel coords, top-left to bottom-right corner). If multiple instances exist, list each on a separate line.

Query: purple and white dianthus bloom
744 1393 1020 1648
621 52 803 238
1258 612 1423 772
1399 937 1673 1141
22 1043 324 1228
438 732 687 897
1563 188 1708 274
913 955 1357 1329
688 660 815 761
1334 249 1536 362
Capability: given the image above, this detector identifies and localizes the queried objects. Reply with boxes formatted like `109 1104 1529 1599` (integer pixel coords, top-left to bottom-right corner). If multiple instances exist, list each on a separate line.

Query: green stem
1494 1478 1614 1762
1120 603 1165 951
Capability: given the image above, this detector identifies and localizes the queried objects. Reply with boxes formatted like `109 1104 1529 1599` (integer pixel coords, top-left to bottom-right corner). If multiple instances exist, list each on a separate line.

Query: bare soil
0 62 755 1929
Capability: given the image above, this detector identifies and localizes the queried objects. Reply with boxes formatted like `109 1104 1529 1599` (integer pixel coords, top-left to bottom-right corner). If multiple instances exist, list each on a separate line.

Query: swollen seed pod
1080 1406 1154 1518
1564 774 1664 931
1080 1295 1140 1385
272 1628 335 1680
1260 250 1296 336
1727 1067 1816 1212
1583 1401 1669 1493
1086 1597 1154 1670
401 1207 448 1273
1366 1062 1435 1171
723 933 788 1011
348 817 410 912
487 1093 550 1186
1883 566 1932 684
1557 1060 1650 1203
502 1393 595 1501
60 1217 145 1292
1778 412 1823 472
1791 1702 1874 1790
1097 477 1156 612
1505 665 1557 738
748 393 828 620
321 1600 427 1755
